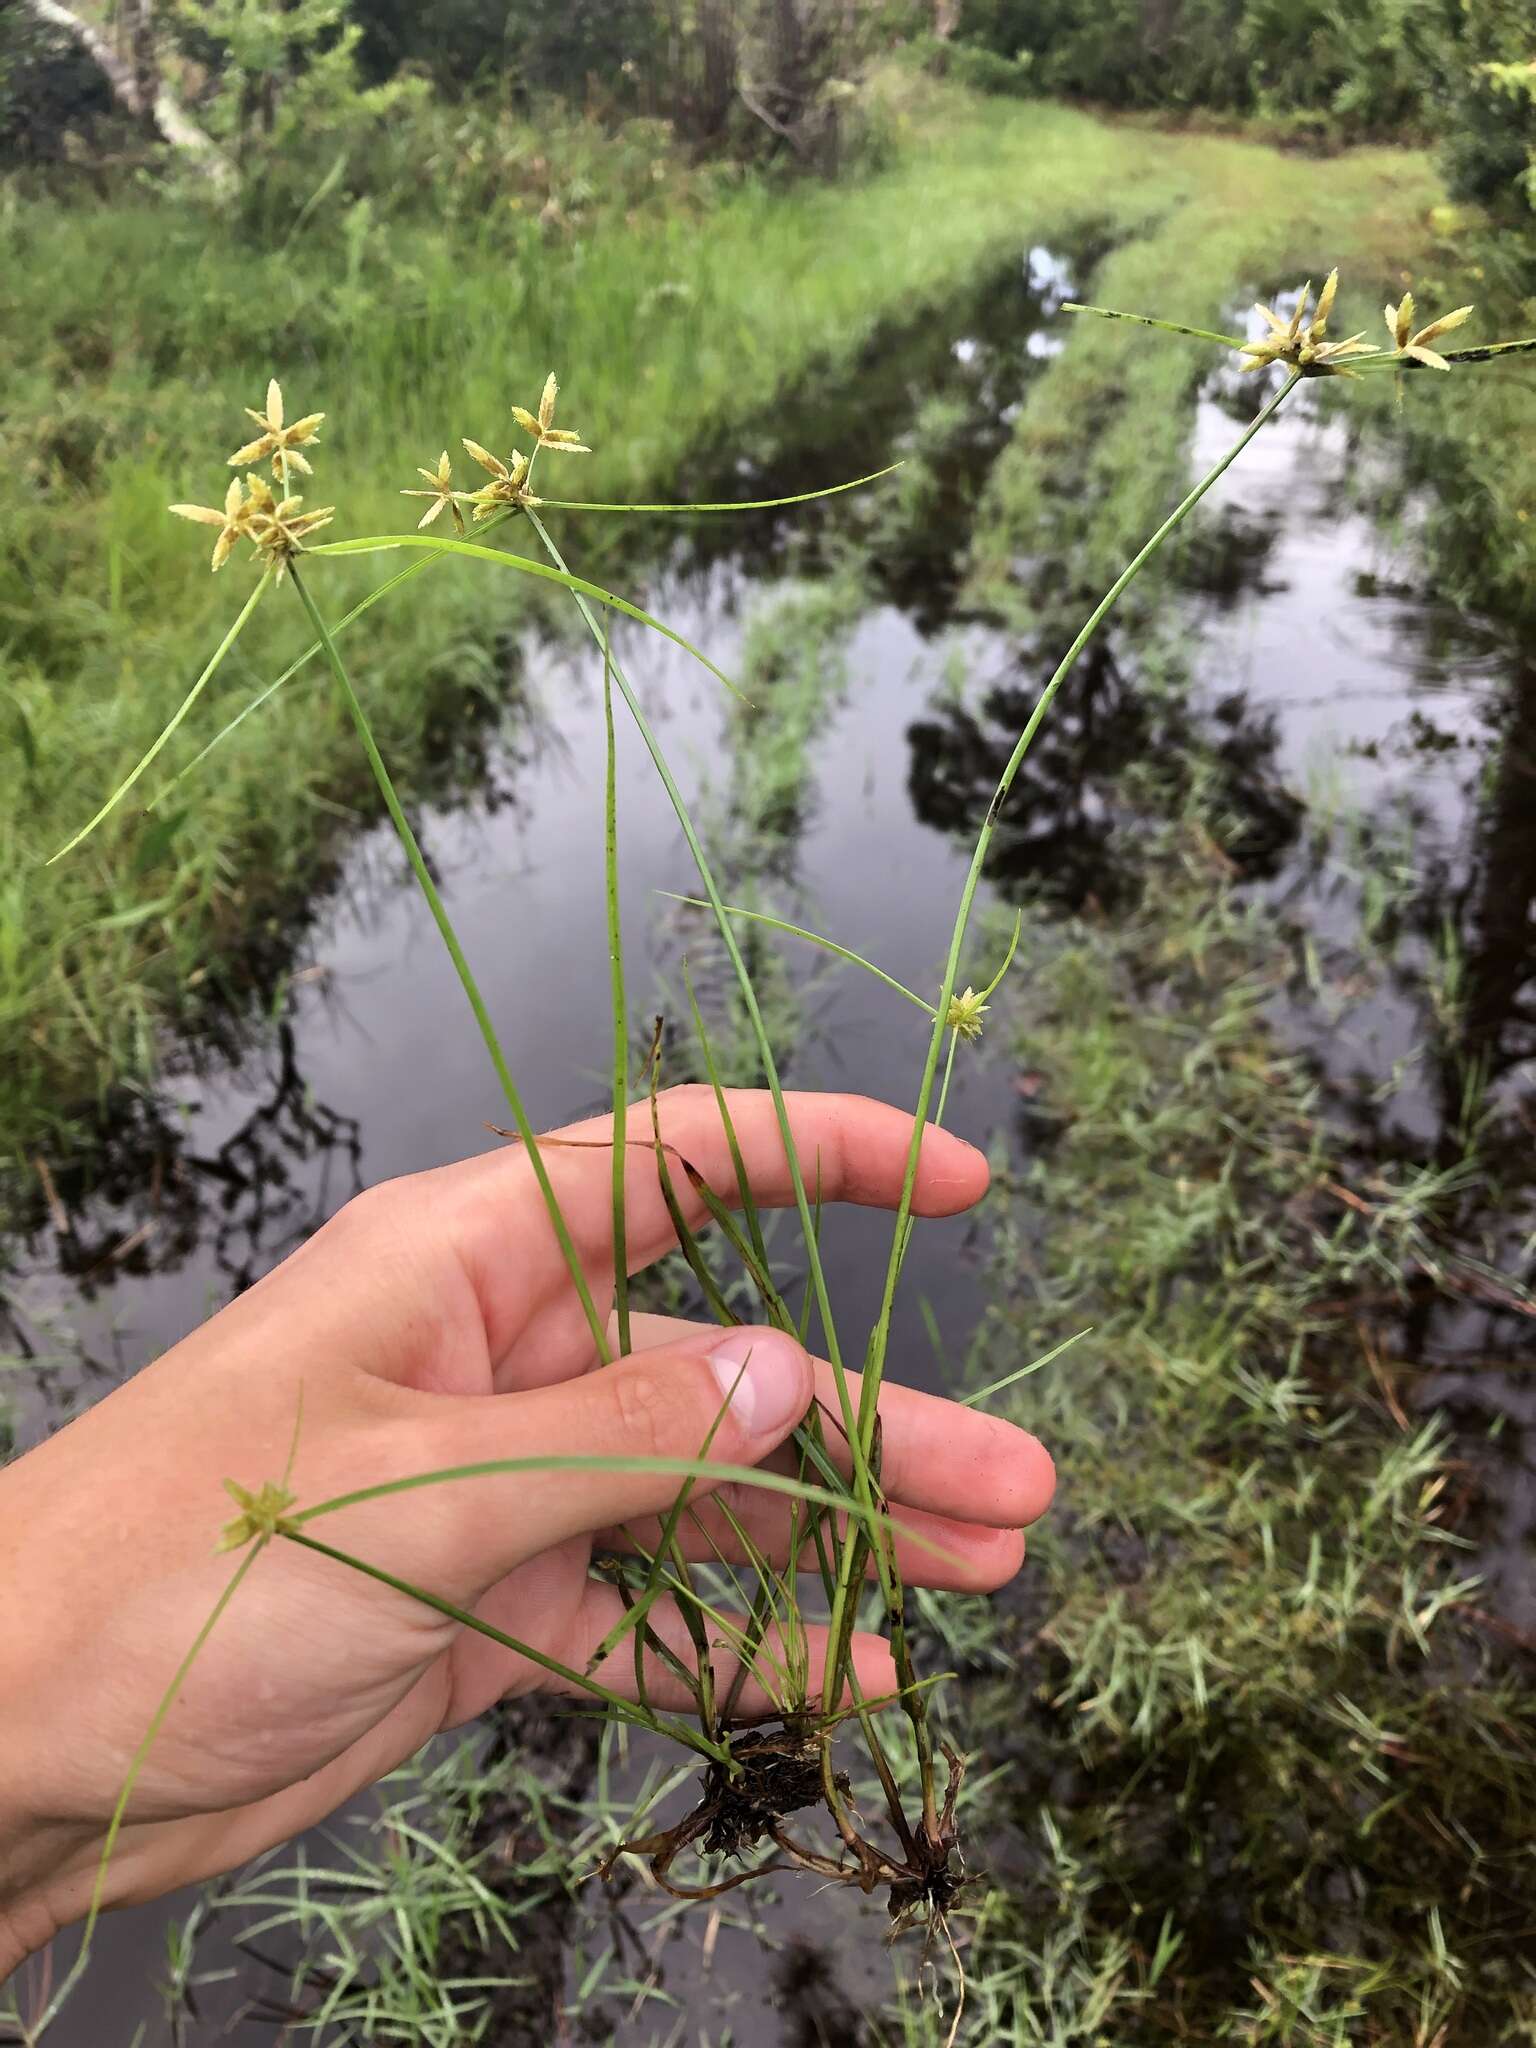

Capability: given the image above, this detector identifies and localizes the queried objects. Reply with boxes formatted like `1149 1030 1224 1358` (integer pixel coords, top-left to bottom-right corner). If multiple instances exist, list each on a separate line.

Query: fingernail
708 1328 807 1438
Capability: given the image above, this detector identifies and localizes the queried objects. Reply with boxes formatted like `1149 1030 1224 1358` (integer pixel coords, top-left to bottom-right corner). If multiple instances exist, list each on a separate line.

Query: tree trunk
16 0 232 185
117 0 159 130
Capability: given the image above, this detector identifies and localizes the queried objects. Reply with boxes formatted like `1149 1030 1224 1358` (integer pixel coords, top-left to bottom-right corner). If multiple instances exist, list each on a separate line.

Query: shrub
1440 0 1536 237
911 32 1035 96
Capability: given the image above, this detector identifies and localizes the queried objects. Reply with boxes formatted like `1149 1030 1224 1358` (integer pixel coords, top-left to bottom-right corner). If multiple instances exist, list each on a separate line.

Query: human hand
0 1088 1053 1973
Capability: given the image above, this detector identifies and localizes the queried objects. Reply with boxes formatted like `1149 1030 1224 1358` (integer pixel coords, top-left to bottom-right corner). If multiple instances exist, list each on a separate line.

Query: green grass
0 77 1457 1190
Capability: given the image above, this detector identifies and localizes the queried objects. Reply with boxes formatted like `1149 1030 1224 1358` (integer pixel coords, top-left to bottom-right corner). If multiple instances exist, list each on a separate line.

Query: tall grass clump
34 267 1535 2033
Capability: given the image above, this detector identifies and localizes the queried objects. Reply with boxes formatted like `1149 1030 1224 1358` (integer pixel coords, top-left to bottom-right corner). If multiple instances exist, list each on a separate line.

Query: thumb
391 1326 815 1596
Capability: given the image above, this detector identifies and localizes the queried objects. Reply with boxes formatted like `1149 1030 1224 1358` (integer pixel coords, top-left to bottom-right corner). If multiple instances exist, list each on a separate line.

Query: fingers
803 1360 1055 1526
433 1087 991 1360
550 1578 900 1717
375 1326 817 1600
623 1312 1056 1530
601 1496 1025 1593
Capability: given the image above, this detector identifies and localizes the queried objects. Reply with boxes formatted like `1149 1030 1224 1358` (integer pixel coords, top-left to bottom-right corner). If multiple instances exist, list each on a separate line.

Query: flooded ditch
5 238 1534 2041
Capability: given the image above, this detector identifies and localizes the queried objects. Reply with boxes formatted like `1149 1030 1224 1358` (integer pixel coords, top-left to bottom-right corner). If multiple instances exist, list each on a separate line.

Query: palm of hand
0 1089 1052 1936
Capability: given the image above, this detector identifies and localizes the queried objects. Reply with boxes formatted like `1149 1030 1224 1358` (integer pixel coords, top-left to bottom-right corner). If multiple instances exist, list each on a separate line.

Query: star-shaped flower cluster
1383 293 1474 371
215 1476 299 1553
400 372 590 531
1240 271 1378 378
170 378 334 577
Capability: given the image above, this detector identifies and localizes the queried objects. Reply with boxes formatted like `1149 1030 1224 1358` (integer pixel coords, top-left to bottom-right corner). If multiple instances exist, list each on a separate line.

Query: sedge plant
39 270 1535 2027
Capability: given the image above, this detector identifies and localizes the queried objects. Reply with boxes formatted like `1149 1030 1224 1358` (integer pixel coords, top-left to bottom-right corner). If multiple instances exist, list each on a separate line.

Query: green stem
603 634 630 1357
522 511 887 1568
287 563 609 1364
280 1530 725 1762
147 510 520 812
827 367 1305 1707
48 568 272 863
663 895 936 1015
960 1325 1094 1408
31 1547 265 2035
535 464 901 514
1063 302 1246 350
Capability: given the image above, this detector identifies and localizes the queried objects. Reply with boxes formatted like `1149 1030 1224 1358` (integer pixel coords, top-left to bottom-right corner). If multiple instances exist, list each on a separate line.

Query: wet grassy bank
942 816 1536 2041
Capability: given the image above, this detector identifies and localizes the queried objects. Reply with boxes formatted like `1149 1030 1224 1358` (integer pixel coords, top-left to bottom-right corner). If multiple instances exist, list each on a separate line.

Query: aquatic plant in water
40 272 1535 2037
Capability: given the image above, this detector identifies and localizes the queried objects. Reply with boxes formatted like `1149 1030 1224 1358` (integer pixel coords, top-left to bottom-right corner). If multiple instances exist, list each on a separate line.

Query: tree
6 0 229 176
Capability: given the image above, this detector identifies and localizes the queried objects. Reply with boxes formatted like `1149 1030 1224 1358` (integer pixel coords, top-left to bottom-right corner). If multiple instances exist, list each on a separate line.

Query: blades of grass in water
287 564 610 1365
959 1326 1094 1408
309 534 750 704
826 368 1306 1713
535 463 902 514
48 568 273 862
665 895 935 1015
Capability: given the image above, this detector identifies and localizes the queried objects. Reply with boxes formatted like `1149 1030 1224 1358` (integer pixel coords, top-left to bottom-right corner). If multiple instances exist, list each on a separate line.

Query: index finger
441 1086 990 1357
621 1311 1054 1528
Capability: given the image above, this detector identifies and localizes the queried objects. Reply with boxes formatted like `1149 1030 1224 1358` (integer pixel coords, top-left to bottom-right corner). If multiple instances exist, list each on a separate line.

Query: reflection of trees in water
907 635 1303 909
899 430 1300 907
1455 656 1536 1091
1406 654 1536 1362
15 676 559 1305
1412 658 1536 1626
665 244 1094 633
1170 503 1290 610
26 1021 362 1298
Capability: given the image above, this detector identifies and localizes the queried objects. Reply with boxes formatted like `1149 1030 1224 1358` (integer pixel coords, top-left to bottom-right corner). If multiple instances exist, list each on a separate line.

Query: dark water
5 245 1534 2041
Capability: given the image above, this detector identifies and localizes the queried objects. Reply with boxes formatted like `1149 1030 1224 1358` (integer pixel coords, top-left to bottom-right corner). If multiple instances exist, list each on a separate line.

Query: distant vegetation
3 0 1532 249
954 0 1536 240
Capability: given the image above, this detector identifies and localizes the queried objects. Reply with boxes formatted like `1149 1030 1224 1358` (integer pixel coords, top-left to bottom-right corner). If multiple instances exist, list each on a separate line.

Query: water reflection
907 637 1303 906
670 244 1091 630
38 1023 362 1300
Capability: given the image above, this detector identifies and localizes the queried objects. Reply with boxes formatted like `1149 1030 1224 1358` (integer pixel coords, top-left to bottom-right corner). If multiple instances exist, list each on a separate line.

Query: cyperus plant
41 268 1535 2036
